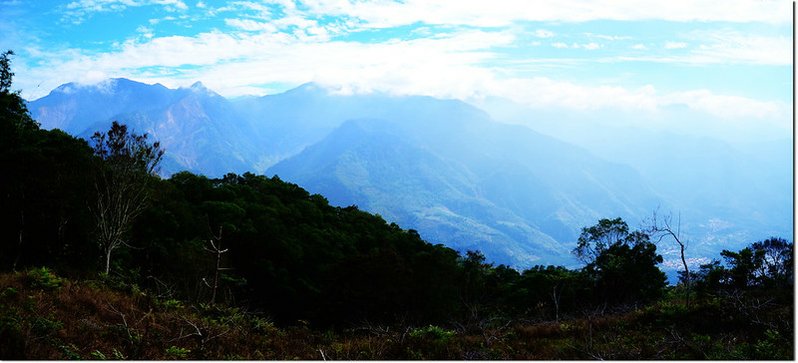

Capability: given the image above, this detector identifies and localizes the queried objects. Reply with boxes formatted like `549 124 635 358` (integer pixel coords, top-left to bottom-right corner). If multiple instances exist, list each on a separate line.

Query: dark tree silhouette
576 218 666 305
720 237 794 289
573 217 629 265
91 121 163 274
0 50 14 92
751 237 793 287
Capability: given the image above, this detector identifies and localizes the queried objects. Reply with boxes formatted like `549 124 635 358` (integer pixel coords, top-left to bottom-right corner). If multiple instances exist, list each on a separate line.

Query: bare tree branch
90 121 163 274
648 209 691 307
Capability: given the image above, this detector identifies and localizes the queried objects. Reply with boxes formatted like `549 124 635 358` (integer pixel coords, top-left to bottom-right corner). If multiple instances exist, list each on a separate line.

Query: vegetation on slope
0 266 792 360
0 49 793 359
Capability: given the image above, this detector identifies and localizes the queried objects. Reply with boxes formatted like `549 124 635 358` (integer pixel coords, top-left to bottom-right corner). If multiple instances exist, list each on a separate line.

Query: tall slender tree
91 121 163 274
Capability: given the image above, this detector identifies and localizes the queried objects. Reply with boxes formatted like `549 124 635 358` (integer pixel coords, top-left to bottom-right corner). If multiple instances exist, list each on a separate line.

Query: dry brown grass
0 270 791 360
0 270 313 359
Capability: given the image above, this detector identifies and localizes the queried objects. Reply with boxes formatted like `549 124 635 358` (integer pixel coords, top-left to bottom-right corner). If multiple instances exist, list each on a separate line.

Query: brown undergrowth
0 269 792 360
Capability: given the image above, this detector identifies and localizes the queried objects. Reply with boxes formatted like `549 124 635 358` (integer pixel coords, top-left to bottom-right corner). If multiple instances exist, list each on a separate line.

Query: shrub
1 287 18 299
165 345 191 359
27 267 63 290
58 343 82 360
409 325 456 343
159 299 184 310
30 315 63 337
754 329 791 360
90 350 107 360
0 309 24 358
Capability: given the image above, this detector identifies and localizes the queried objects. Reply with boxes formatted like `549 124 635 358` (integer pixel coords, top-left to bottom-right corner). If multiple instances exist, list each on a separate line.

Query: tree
720 238 794 289
203 225 229 305
517 265 585 321
0 50 15 93
575 218 666 306
573 217 629 265
592 233 666 304
0 49 76 271
648 210 692 306
459 250 492 324
0 50 38 133
0 49 35 270
91 121 164 274
750 237 793 288
692 259 727 295
720 247 759 289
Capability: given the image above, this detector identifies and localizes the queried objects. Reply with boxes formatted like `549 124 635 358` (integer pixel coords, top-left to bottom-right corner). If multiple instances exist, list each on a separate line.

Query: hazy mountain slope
267 96 665 267
232 83 389 169
28 78 175 134
574 131 792 257
25 80 790 267
231 84 503 169
29 79 262 176
266 119 564 266
476 97 793 256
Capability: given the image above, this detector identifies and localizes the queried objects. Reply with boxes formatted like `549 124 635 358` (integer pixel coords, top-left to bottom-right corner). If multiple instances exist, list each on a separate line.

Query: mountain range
26 78 792 268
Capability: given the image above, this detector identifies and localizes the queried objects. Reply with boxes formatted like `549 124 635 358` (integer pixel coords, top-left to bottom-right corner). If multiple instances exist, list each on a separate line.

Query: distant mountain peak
181 81 222 98
281 82 326 96
52 82 78 94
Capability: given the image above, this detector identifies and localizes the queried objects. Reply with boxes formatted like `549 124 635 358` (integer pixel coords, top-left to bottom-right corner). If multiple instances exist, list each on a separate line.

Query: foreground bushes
0 269 791 360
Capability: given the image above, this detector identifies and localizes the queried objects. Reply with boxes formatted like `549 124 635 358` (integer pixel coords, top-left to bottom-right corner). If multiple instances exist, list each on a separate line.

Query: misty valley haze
26 78 792 270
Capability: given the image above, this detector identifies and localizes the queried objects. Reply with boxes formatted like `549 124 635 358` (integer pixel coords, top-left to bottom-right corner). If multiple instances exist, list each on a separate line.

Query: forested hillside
1 51 793 359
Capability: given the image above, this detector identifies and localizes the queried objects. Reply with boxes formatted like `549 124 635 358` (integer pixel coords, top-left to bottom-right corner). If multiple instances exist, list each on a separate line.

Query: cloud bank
5 0 790 130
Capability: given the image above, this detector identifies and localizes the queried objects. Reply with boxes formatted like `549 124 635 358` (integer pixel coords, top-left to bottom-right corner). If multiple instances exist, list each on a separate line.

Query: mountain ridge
25 78 792 268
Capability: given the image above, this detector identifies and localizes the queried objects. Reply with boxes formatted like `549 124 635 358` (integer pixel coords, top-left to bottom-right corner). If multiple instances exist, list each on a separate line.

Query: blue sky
0 0 792 129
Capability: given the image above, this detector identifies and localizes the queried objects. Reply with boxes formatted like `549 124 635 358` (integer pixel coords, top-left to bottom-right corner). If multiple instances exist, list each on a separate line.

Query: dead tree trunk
12 196 24 271
552 284 561 322
203 226 228 305
650 211 690 307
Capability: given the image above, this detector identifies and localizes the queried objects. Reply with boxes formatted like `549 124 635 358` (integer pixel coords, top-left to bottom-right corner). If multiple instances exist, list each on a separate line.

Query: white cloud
662 257 711 270
63 0 188 23
225 18 278 32
492 78 660 112
136 25 154 38
476 77 786 128
148 15 176 24
298 0 790 27
664 41 687 49
14 0 788 130
584 33 631 41
690 30 790 65
581 42 601 50
551 42 601 50
19 27 512 98
611 31 789 66
154 0 187 11
18 19 786 125
18 29 786 135
662 89 786 120
534 29 554 38
227 1 273 18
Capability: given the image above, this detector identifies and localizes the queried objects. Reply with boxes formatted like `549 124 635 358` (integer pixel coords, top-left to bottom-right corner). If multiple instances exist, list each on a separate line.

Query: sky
0 0 792 129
